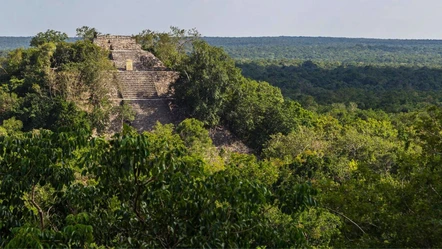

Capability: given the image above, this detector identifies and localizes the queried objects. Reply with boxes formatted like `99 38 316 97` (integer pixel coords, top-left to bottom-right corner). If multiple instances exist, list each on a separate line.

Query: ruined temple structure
94 35 251 153
94 35 180 131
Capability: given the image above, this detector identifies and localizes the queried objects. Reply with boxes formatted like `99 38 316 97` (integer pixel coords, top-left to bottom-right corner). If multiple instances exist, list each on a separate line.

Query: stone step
115 71 179 99
117 71 159 99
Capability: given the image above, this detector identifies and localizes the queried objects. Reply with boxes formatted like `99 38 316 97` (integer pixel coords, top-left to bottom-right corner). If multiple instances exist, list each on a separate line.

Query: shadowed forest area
238 60 442 112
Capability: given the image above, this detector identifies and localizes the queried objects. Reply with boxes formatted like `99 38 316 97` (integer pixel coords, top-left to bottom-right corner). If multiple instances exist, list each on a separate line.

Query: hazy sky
2 0 442 39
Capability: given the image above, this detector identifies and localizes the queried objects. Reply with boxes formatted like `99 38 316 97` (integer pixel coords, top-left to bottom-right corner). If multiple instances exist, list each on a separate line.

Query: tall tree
134 26 200 68
30 30 68 47
76 26 100 41
174 40 243 126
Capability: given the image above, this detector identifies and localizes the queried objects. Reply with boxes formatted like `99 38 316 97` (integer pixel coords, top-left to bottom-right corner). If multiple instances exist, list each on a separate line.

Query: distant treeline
0 37 33 50
205 36 442 66
0 37 78 51
238 60 442 112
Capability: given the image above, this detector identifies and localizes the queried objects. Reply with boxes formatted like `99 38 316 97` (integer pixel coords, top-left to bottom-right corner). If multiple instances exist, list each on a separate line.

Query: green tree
30 30 68 47
76 26 100 41
1 117 22 135
174 40 243 126
0 130 90 245
135 26 200 68
226 79 313 149
112 101 135 127
2 36 116 132
176 118 212 148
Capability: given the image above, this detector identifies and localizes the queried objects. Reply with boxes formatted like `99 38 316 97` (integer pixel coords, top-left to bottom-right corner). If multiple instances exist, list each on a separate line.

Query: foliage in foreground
0 124 322 248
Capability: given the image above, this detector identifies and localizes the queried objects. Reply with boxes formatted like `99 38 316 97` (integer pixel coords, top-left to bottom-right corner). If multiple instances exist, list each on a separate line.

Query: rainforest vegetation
206 36 442 65
1 28 442 248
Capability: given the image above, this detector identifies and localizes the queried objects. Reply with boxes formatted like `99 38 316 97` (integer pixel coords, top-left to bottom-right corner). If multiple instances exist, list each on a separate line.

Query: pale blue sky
2 0 442 39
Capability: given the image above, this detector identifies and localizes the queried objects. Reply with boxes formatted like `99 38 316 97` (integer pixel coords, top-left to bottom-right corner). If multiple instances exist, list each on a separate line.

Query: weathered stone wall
94 35 141 51
129 99 175 131
111 50 166 71
109 99 175 132
154 71 180 97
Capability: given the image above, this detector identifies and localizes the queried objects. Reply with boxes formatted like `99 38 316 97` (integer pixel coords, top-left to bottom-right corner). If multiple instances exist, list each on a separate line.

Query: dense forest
1 28 442 248
209 37 442 112
206 36 442 65
238 60 442 112
0 37 33 51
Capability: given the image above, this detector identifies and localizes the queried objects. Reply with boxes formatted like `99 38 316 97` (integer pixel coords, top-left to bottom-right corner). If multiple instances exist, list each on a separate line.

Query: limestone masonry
94 35 179 131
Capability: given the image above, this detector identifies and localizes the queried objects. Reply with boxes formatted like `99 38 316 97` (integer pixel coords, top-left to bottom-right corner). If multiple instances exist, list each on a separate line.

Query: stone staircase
94 35 180 132
117 71 158 99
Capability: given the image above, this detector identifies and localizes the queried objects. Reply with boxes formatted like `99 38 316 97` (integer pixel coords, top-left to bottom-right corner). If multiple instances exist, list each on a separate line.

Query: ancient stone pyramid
93 35 179 99
94 35 179 131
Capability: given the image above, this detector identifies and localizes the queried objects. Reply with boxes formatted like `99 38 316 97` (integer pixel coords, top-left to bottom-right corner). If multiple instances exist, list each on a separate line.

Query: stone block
126 59 133 71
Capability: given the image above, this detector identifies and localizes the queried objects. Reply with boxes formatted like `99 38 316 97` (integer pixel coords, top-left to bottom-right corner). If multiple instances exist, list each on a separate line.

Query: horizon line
2 35 442 42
